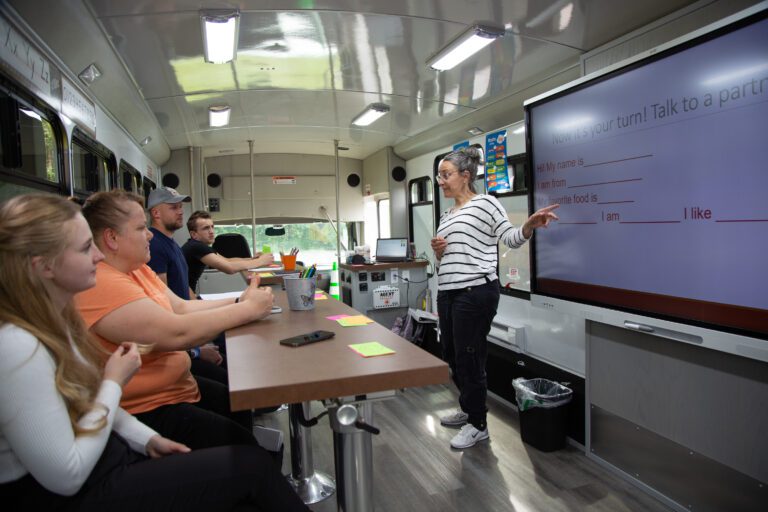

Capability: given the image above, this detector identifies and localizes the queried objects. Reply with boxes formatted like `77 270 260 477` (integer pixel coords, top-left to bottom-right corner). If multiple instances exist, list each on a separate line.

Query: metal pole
334 139 341 265
188 146 195 207
287 403 335 504
249 140 256 253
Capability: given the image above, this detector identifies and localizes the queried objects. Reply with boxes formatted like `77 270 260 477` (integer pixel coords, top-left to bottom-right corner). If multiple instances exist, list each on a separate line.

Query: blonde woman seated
76 190 273 449
0 194 309 511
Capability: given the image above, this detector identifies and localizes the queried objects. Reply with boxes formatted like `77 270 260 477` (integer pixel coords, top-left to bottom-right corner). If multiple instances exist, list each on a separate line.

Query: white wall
161 150 364 224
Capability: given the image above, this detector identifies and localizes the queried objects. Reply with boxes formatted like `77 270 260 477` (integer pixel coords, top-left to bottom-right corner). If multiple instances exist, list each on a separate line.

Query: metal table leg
286 402 335 504
329 402 375 512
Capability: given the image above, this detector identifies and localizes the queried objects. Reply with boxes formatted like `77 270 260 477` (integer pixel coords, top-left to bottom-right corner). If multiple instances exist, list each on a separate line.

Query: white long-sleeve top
436 194 528 290
0 323 158 495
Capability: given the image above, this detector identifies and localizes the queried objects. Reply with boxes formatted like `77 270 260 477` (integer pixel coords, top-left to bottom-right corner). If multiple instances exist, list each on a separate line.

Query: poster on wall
484 130 511 193
453 140 469 151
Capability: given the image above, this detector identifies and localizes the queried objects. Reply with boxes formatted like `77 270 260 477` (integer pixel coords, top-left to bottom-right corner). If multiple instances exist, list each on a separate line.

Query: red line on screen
619 220 681 224
568 178 642 189
582 154 653 168
715 219 768 223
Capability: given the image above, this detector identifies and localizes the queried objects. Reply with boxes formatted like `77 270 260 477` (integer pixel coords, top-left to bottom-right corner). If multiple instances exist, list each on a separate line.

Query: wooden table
227 291 449 511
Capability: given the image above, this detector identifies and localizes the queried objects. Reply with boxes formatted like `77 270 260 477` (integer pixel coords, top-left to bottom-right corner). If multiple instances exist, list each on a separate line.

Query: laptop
375 238 409 262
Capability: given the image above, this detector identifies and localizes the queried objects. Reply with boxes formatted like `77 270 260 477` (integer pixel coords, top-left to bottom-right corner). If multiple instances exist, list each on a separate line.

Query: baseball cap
147 187 191 210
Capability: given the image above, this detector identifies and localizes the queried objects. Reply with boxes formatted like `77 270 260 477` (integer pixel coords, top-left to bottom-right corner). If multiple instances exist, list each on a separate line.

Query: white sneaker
440 409 468 427
450 424 489 449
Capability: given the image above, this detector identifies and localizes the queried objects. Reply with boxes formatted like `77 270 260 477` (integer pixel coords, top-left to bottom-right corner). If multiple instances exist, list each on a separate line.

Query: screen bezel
524 7 768 340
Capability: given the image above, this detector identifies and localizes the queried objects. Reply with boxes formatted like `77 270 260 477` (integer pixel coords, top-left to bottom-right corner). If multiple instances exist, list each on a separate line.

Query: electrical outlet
400 269 410 282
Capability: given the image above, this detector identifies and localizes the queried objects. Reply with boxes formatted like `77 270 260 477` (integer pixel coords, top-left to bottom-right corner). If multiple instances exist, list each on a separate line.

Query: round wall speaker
391 166 406 182
207 173 222 188
161 173 179 188
347 173 361 187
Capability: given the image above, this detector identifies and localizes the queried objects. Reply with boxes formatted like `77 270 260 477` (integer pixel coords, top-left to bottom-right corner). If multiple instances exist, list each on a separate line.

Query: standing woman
0 194 309 511
431 147 559 449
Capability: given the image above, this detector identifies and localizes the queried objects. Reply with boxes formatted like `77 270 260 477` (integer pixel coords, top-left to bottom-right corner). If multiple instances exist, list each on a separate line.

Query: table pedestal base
288 402 335 504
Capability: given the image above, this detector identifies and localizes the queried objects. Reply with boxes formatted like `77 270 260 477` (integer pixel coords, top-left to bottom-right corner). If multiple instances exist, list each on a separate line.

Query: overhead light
201 10 240 64
139 136 152 146
427 22 505 71
467 127 484 135
209 105 231 127
351 103 390 126
78 63 102 85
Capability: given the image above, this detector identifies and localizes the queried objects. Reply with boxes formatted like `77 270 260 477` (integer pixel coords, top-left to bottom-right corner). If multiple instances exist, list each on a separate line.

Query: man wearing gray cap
147 187 224 369
147 186 193 300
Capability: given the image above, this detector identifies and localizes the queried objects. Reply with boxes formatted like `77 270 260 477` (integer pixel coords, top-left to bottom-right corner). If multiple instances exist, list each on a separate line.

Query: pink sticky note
326 314 349 321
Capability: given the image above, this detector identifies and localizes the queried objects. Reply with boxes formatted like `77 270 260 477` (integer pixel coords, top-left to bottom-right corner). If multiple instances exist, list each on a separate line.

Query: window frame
0 77 66 196
491 152 532 299
71 128 116 199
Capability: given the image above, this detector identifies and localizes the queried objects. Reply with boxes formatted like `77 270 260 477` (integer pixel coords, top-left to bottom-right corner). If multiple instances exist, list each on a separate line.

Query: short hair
81 190 145 244
187 210 212 233
442 146 484 193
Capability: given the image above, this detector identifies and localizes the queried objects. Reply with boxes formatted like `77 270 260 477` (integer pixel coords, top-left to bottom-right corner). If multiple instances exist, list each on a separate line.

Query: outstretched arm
522 204 560 239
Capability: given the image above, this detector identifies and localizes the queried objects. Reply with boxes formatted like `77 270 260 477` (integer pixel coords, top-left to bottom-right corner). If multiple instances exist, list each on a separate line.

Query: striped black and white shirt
436 194 528 290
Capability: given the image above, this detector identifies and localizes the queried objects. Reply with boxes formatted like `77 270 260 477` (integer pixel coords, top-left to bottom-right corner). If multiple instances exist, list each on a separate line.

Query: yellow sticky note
348 342 395 357
337 317 370 327
260 272 275 277
345 315 374 324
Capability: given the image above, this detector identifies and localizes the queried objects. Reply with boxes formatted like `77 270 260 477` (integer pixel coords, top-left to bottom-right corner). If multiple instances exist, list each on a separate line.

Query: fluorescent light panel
427 23 505 71
201 11 240 64
351 103 390 126
209 105 231 127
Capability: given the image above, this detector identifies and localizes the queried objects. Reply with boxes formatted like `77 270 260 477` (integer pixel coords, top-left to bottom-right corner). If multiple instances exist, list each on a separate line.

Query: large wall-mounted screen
526 9 768 339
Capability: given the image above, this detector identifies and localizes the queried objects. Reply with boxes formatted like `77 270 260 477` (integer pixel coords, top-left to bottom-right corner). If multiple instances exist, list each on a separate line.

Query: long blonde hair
0 194 106 435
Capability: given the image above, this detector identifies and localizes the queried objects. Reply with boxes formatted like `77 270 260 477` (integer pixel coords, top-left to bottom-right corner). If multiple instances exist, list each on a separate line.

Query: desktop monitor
376 238 409 262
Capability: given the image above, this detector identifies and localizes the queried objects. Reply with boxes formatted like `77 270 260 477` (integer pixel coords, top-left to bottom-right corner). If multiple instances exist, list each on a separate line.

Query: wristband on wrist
189 347 200 359
235 297 240 303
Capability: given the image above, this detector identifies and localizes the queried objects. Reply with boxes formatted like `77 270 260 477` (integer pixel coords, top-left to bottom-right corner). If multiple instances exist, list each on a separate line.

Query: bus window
215 221 350 268
72 130 115 198
408 176 434 260
119 160 141 193
378 198 391 239
142 176 155 205
0 87 63 201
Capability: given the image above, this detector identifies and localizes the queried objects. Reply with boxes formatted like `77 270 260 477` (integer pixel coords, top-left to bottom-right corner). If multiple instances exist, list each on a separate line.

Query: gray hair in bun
442 146 484 193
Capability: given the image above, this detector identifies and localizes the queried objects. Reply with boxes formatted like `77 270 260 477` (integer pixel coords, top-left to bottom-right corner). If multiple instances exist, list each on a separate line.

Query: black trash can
512 378 573 452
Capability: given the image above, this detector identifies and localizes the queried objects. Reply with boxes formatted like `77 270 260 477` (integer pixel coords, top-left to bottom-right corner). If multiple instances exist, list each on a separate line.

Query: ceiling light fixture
351 103 390 126
427 22 505 71
467 127 484 135
200 10 240 64
78 63 102 85
209 105 231 127
139 136 152 146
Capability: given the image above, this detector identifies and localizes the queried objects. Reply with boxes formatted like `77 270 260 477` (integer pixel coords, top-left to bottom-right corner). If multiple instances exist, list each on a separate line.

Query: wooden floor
255 384 673 512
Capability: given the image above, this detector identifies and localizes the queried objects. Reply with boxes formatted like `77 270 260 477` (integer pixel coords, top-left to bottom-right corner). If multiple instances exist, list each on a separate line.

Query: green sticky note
348 342 395 357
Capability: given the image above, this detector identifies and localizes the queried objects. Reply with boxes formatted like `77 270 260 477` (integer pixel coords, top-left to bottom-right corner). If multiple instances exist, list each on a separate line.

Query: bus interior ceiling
2 0 745 223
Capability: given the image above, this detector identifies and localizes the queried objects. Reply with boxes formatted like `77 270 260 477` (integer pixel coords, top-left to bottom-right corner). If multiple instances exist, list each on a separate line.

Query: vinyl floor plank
254 384 672 512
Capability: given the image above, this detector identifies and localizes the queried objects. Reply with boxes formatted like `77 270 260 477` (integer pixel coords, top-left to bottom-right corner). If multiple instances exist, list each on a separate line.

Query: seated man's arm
200 252 274 274
91 287 272 352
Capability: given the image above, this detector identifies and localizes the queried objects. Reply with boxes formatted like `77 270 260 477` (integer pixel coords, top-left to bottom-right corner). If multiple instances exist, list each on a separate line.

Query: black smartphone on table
279 330 335 347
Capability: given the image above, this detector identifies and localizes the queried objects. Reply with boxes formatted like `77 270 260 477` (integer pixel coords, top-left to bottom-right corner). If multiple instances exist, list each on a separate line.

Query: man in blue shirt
147 186 225 368
147 186 193 300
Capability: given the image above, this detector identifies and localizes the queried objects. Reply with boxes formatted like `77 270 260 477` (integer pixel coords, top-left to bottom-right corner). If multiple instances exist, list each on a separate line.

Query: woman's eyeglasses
435 170 463 182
